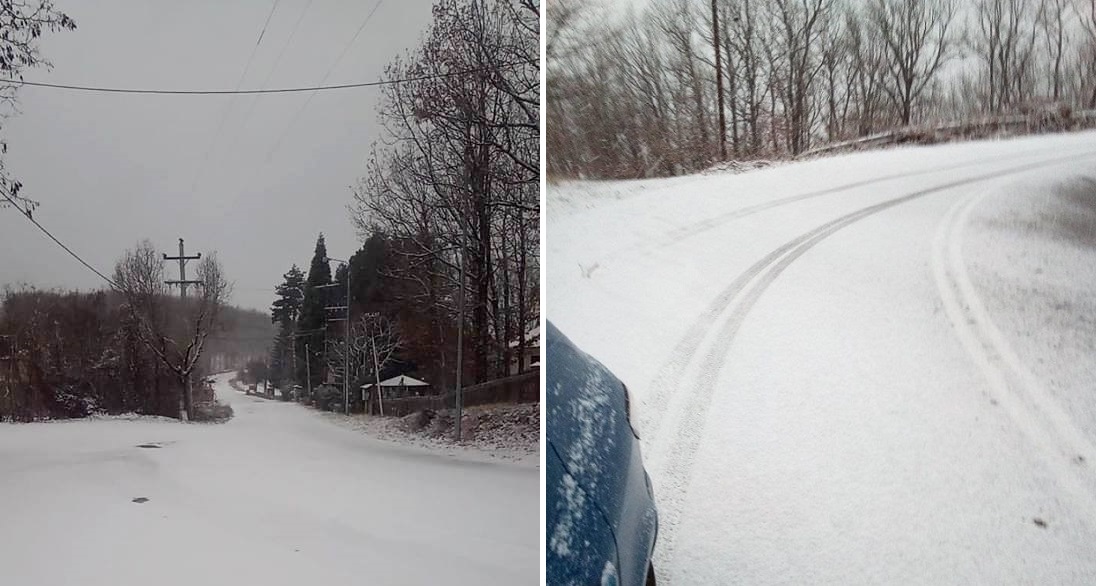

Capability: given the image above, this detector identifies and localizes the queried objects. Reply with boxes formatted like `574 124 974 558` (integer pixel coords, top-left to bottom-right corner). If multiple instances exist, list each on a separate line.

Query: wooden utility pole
371 333 384 416
712 0 727 160
318 257 350 413
455 242 465 441
0 335 13 418
163 238 202 299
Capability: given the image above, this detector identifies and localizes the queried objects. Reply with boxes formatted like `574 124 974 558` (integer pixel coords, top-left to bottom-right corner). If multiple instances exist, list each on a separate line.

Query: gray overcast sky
0 0 436 311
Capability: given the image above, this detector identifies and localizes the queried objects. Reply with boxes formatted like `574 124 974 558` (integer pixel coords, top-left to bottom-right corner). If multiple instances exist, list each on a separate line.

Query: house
361 374 431 402
507 326 540 375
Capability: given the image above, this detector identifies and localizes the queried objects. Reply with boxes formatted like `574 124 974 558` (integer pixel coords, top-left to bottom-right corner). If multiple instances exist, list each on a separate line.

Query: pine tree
346 233 390 313
269 265 305 397
297 235 332 393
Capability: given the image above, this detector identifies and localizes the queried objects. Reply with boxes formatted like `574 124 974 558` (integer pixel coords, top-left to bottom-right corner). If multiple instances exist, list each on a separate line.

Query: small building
360 374 430 415
361 375 431 401
507 326 540 375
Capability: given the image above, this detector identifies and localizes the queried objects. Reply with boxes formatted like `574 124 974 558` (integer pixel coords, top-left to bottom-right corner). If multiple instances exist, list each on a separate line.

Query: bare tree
973 0 1041 112
1072 0 1096 106
357 313 402 414
726 0 769 155
868 0 956 126
655 0 712 166
547 0 592 60
0 2 75 219
765 0 832 154
1034 0 1069 100
353 0 538 387
113 240 231 420
845 4 889 134
323 313 402 412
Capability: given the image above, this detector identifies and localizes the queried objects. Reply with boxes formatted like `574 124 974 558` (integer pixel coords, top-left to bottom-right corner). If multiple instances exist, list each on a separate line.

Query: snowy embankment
321 402 540 465
548 131 1096 584
0 373 538 585
229 377 538 463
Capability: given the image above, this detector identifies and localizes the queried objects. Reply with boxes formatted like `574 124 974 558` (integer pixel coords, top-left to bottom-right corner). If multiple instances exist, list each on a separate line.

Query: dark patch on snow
1075 455 1086 465
136 443 162 449
1033 517 1047 528
1035 178 1096 248
132 497 149 504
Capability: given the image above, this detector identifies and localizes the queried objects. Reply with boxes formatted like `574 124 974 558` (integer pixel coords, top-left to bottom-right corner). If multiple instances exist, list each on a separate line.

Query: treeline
0 288 178 420
268 1 540 410
268 234 428 409
0 241 251 422
344 0 540 395
205 305 276 371
548 0 1096 179
270 230 539 411
0 287 262 421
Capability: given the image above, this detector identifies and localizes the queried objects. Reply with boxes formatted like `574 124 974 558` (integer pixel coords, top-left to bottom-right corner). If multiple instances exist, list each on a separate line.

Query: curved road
548 131 1096 584
0 373 538 585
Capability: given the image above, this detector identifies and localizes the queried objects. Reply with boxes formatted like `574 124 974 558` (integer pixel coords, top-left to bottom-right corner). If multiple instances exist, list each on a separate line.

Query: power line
188 0 282 195
0 189 117 287
218 0 315 160
263 0 314 85
265 0 384 160
0 62 526 96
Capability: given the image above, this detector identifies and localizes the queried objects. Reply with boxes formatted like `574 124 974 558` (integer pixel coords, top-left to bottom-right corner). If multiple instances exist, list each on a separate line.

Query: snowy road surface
548 132 1096 584
0 373 538 585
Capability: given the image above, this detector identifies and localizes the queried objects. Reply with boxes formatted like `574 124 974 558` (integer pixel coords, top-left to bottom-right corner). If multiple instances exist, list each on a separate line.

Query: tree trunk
180 374 192 421
516 215 528 373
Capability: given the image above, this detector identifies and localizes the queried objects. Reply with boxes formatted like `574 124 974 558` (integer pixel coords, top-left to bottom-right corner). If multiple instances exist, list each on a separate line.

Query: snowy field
0 373 538 585
548 131 1096 584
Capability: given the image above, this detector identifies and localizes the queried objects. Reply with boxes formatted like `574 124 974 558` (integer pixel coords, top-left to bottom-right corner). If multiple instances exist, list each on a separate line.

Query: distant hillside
204 305 274 372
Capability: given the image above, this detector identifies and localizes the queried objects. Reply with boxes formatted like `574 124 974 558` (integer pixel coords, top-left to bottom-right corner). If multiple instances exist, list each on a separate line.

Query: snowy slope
548 131 1096 584
0 373 538 585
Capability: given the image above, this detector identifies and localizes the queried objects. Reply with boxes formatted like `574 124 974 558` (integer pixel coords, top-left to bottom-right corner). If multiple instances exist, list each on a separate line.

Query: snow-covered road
548 132 1096 584
0 373 538 585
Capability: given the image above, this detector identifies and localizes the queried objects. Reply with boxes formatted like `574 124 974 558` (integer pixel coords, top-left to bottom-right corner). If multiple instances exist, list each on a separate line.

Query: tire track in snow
639 147 1091 444
931 182 1096 522
647 151 1096 585
601 145 1066 277
657 146 1065 245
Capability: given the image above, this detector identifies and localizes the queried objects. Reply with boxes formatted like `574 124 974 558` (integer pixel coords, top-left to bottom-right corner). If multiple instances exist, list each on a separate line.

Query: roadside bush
53 386 98 419
313 385 342 412
192 401 234 423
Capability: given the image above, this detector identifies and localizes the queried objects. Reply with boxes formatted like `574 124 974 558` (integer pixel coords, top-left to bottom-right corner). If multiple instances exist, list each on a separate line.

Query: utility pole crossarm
163 238 203 299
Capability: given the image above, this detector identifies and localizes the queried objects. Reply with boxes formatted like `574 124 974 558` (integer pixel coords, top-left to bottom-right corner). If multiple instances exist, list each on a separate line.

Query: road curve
548 131 1096 585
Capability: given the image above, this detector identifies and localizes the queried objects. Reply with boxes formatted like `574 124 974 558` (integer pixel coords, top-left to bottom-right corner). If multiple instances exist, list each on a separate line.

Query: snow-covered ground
548 131 1096 584
0 373 538 585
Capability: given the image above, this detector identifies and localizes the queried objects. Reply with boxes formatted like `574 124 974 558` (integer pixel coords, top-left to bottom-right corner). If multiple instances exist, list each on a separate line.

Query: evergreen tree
337 232 423 388
269 265 305 397
345 233 390 313
296 235 332 393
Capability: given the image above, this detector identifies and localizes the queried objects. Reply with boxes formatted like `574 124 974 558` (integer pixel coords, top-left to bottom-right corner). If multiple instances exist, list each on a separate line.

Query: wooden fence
380 368 540 417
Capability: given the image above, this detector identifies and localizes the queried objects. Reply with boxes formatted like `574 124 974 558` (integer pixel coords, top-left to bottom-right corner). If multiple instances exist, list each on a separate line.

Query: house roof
360 374 430 389
508 325 541 349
